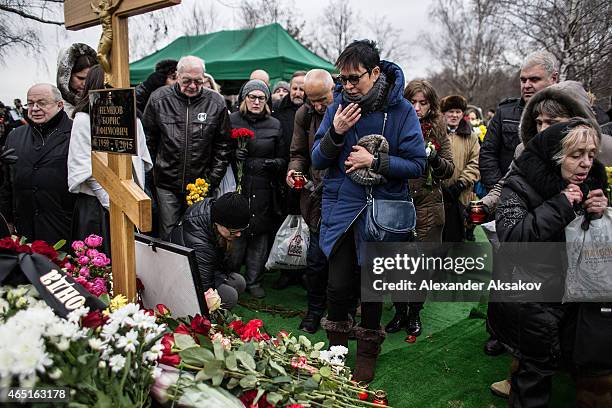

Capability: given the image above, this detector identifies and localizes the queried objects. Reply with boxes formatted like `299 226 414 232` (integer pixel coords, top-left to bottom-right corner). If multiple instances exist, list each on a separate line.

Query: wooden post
64 0 181 299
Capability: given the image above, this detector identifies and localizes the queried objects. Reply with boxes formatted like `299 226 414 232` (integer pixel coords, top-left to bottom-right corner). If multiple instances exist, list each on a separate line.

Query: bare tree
0 0 64 59
424 0 511 105
367 15 409 65
314 0 360 63
182 1 218 36
128 7 178 61
495 0 612 96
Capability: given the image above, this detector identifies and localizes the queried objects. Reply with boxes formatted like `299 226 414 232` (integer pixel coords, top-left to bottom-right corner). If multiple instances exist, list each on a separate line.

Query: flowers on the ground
205 288 222 312
186 177 209 206
0 236 63 266
231 127 255 193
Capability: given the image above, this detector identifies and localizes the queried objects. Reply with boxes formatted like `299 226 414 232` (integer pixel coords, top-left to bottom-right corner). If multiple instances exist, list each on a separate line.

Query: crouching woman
169 192 250 310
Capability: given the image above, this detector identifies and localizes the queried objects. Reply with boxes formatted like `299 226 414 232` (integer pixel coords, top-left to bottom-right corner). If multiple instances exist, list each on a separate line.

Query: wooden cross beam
64 0 181 299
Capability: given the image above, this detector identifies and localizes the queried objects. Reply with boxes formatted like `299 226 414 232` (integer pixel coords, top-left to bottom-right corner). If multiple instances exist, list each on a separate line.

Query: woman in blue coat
312 40 426 382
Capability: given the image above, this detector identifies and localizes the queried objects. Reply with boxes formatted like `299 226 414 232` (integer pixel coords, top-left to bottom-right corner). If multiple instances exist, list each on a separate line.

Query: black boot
385 302 408 333
484 336 506 356
352 326 386 383
406 308 422 337
320 317 352 348
299 313 322 334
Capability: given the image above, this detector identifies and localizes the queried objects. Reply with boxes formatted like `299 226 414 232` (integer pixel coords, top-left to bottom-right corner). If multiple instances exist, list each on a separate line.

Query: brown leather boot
352 325 386 383
320 317 352 348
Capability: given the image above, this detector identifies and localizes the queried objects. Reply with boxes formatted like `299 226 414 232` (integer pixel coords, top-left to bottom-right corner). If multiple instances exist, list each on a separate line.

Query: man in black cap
168 192 250 309
135 59 178 117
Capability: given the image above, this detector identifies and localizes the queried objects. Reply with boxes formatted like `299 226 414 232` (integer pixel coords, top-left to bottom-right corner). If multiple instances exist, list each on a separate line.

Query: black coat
272 94 301 163
169 198 227 291
479 97 524 190
230 111 285 235
490 121 609 366
0 110 76 243
142 83 232 193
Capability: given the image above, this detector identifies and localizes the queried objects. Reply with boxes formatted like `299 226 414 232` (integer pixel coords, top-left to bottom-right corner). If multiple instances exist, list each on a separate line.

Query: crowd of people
0 38 610 406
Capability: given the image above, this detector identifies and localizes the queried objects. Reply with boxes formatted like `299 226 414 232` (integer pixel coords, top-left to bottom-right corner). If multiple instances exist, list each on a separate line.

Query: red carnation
15 244 32 254
31 240 59 261
231 127 255 140
0 237 17 251
240 319 269 342
228 320 245 335
82 310 108 328
190 314 212 336
155 304 171 317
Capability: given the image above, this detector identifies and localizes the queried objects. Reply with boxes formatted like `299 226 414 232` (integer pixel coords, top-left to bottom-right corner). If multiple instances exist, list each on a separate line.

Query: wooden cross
64 0 181 299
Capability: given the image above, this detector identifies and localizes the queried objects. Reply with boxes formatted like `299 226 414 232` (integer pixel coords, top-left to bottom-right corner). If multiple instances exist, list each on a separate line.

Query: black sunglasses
337 70 369 86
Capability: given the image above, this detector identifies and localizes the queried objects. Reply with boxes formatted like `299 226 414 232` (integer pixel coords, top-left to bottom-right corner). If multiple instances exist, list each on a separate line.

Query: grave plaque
89 88 137 154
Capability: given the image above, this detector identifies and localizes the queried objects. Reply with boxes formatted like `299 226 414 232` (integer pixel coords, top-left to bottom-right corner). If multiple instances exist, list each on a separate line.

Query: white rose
204 288 222 312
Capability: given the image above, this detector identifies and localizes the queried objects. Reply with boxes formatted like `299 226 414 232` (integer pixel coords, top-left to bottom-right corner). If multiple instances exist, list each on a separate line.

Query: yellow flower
108 294 129 312
606 167 612 185
196 178 205 186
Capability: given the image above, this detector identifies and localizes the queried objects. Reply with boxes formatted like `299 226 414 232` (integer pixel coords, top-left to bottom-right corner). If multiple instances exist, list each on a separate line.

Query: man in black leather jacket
479 51 559 190
169 192 250 310
143 56 232 240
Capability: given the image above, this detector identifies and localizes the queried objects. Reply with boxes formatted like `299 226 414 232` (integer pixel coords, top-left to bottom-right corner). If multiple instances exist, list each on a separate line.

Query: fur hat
211 192 250 230
241 79 270 101
440 95 467 113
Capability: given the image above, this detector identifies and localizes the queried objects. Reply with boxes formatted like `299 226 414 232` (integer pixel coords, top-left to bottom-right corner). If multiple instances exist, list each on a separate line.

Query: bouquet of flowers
0 235 64 266
231 127 255 193
0 286 167 407
153 289 390 407
421 122 441 191
62 234 112 298
186 178 210 206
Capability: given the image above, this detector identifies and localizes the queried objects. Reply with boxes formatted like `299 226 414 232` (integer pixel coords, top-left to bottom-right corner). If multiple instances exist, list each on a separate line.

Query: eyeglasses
26 100 56 109
338 71 369 86
246 94 266 102
180 78 204 86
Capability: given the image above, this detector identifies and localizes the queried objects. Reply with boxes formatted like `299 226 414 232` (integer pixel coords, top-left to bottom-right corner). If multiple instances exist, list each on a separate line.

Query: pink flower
75 277 93 293
91 254 110 267
71 240 85 253
78 256 90 265
84 234 103 248
86 249 99 258
79 267 90 278
90 277 108 297
63 261 74 272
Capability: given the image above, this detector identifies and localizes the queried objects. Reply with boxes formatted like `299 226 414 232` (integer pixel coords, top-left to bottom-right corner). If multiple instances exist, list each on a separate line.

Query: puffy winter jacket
479 97 524 190
168 198 228 291
142 84 231 193
312 60 427 258
230 111 285 235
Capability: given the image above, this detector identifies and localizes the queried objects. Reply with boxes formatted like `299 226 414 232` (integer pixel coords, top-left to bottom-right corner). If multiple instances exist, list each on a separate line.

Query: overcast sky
0 0 433 104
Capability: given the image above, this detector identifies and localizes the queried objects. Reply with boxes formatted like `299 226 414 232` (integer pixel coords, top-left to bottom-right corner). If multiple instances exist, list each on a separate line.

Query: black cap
211 192 250 229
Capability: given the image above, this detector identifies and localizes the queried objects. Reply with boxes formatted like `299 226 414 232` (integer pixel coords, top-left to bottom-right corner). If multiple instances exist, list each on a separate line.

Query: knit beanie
211 192 250 229
273 81 290 94
440 95 467 112
241 79 270 101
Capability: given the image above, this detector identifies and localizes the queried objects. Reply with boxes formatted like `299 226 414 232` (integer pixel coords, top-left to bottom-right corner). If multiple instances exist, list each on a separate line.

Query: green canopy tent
129 23 335 94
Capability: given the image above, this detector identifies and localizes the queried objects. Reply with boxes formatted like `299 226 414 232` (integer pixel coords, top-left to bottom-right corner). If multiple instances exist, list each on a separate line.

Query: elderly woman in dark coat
492 118 609 407
227 80 286 299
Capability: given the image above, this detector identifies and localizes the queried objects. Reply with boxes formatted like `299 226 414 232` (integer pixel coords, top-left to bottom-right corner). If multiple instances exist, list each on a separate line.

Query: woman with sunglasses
226 79 286 299
169 192 250 310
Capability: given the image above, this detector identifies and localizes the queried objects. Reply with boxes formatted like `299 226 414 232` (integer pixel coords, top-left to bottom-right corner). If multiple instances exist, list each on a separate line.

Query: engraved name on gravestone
89 88 137 155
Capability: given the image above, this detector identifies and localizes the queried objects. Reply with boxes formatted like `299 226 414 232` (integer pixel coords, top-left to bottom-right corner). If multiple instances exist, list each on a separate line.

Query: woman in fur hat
56 43 97 118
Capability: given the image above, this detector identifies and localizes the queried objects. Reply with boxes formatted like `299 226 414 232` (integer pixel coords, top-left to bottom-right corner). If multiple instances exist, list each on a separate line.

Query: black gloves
235 148 248 161
446 181 465 200
428 148 441 167
0 146 17 165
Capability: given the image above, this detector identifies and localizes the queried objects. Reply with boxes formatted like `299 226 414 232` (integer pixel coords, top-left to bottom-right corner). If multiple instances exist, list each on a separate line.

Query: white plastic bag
214 166 237 198
265 215 310 270
564 208 612 302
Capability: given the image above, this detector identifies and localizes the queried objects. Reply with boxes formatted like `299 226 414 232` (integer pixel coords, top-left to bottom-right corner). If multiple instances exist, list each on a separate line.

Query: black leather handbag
363 112 416 242
365 188 416 242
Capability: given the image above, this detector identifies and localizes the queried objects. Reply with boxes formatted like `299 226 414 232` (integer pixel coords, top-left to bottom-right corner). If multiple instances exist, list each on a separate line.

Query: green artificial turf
233 227 575 407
